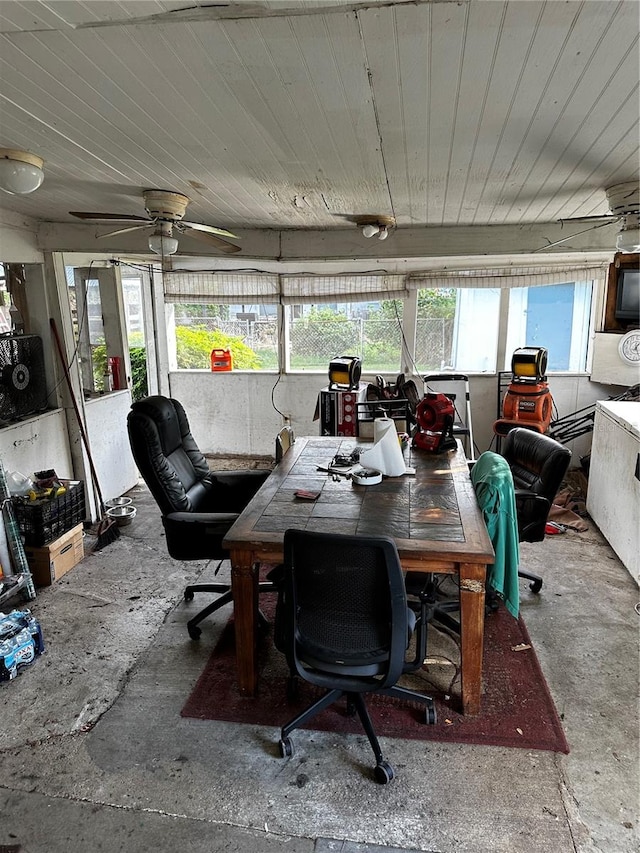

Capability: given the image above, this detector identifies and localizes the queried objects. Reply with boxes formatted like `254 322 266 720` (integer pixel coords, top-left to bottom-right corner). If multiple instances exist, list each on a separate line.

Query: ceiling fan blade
181 220 238 240
69 211 152 222
180 225 241 254
557 214 619 223
97 223 155 239
533 218 619 252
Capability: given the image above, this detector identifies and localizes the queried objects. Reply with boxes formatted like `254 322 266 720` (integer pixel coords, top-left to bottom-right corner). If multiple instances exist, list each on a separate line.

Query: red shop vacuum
494 347 554 436
412 393 457 453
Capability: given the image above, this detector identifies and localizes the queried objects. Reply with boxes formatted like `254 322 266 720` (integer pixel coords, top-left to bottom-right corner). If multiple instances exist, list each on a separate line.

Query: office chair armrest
208 470 271 512
166 511 239 525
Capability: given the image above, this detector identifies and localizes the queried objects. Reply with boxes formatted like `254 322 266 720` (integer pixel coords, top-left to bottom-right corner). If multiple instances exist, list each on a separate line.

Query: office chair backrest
501 427 571 542
127 395 212 516
275 426 295 463
281 529 408 688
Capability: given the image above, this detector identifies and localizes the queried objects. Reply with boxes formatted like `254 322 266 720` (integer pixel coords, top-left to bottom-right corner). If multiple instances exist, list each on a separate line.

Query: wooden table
222 436 494 715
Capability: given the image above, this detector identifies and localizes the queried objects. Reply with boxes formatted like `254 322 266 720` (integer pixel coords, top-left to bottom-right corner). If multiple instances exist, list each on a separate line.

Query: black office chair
406 427 572 625
501 426 572 592
127 395 273 640
273 529 436 784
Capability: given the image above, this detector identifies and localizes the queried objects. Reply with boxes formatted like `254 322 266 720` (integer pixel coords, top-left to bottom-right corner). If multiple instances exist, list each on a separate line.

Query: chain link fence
415 318 454 372
174 314 453 373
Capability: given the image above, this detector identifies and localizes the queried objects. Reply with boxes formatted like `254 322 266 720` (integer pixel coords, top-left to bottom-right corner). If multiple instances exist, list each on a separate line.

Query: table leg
458 561 487 716
230 549 259 696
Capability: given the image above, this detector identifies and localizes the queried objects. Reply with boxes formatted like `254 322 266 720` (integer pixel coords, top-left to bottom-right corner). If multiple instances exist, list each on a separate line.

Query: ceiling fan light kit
0 148 44 195
148 233 179 255
357 215 396 241
148 220 179 255
615 213 640 253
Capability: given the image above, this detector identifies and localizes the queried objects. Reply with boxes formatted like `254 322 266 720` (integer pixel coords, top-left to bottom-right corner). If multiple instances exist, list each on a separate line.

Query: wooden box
23 524 85 587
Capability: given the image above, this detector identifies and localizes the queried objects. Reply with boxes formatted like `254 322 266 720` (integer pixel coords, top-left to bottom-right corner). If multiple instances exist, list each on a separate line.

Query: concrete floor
0 472 637 853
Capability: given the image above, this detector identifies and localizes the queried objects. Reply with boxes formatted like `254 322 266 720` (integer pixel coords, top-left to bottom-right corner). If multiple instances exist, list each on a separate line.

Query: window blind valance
162 263 609 303
407 262 609 290
162 271 279 304
280 274 407 304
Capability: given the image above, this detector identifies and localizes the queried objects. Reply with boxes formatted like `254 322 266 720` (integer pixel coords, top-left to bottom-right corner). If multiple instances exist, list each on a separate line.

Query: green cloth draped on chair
471 451 520 619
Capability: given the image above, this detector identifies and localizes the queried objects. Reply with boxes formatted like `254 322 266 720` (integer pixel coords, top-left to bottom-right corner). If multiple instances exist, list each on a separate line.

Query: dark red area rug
181 596 569 753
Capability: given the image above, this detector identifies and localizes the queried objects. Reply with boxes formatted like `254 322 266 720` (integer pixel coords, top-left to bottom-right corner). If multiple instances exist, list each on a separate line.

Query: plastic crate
12 481 86 547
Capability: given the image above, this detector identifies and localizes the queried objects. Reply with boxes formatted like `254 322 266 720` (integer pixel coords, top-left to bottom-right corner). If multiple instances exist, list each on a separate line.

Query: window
0 264 11 332
415 288 501 373
286 300 403 373
162 264 603 376
122 275 148 401
66 267 107 394
506 281 592 372
172 303 279 370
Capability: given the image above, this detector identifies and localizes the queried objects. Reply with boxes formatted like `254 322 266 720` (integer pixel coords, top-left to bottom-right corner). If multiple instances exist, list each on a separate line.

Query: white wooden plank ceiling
0 0 637 257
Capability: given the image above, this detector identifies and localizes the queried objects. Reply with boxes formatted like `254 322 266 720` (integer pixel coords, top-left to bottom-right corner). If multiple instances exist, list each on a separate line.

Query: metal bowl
105 496 133 508
105 505 137 526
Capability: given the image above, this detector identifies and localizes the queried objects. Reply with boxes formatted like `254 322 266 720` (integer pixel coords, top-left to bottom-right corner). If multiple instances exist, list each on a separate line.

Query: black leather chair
406 427 572 624
127 395 273 639
273 529 436 784
501 426 572 592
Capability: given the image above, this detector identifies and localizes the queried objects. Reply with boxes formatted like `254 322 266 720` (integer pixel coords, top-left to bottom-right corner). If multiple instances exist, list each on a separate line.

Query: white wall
84 391 138 506
0 409 72 481
0 210 42 263
169 369 610 465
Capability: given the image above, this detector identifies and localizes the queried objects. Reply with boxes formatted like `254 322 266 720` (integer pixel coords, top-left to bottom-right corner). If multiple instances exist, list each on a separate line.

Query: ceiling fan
535 182 640 253
70 189 241 255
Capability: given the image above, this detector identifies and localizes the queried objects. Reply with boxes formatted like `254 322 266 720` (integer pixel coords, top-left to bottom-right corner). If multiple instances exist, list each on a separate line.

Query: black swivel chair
127 395 273 639
406 426 572 624
273 529 436 784
501 426 572 592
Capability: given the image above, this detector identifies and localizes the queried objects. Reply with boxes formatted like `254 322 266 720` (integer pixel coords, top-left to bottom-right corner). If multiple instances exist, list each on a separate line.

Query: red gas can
210 348 233 371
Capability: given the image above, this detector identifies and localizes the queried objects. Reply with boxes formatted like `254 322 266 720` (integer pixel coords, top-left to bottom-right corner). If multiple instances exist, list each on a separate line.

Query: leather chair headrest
130 395 186 456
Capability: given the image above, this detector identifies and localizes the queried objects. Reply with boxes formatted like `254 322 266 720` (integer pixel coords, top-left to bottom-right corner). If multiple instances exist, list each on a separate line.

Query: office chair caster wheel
425 703 437 725
187 624 201 640
184 589 194 602
529 578 543 594
279 737 294 758
374 761 395 784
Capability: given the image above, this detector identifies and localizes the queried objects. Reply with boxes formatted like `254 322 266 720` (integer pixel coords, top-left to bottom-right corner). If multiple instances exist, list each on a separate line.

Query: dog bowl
105 496 133 508
106 505 137 526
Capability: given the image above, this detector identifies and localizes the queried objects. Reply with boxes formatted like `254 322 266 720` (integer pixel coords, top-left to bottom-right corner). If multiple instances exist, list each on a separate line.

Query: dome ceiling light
0 148 44 195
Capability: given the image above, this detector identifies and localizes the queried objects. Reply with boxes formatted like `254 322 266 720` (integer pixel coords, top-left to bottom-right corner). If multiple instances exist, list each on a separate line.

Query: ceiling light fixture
616 214 640 253
0 148 44 195
148 221 179 255
357 215 396 242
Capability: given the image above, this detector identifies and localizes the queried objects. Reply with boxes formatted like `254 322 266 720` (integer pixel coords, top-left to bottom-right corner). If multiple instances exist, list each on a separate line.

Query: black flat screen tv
614 266 640 325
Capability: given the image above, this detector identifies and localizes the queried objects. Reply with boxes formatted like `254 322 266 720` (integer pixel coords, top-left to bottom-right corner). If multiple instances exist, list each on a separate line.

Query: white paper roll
359 417 407 477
